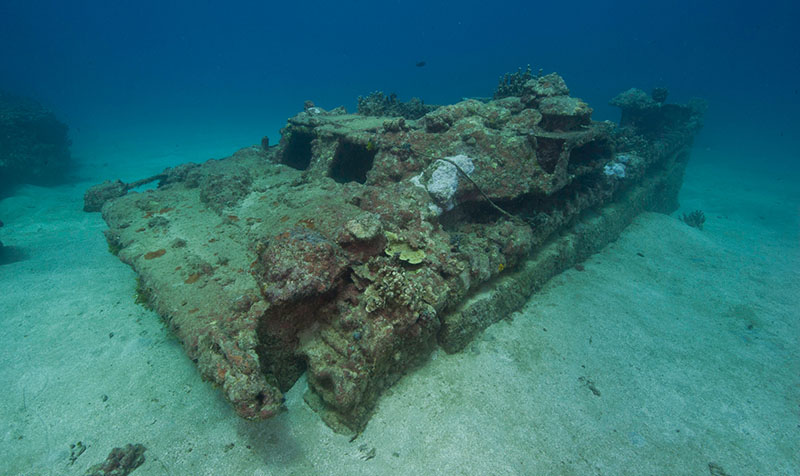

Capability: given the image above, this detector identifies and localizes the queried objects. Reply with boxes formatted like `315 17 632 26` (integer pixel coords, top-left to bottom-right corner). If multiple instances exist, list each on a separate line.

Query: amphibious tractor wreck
85 74 704 434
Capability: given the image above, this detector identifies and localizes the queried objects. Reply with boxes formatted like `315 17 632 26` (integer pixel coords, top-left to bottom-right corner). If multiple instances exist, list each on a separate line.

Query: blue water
1 0 798 168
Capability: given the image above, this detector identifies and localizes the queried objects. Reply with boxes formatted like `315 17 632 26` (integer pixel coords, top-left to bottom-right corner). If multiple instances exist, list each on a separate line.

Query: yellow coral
384 231 425 264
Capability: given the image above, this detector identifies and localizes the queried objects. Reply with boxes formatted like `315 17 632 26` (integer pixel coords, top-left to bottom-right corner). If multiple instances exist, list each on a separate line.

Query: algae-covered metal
87 74 703 433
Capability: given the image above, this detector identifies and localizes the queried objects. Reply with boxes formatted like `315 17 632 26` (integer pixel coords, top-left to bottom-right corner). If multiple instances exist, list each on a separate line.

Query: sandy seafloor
1 131 798 475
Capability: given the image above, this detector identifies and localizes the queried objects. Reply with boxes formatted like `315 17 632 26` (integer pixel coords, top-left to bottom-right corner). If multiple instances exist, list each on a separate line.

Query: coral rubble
84 443 146 476
86 73 704 434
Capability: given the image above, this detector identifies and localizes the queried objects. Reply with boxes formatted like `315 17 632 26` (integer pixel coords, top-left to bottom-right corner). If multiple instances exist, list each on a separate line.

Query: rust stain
297 218 315 229
144 249 166 259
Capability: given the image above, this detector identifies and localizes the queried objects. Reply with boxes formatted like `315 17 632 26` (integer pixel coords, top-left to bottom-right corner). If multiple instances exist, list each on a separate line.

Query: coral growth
356 91 434 119
494 64 540 99
681 210 706 230
0 90 71 192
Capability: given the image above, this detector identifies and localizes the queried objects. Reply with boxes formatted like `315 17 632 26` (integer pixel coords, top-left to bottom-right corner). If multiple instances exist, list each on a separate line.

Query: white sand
1 145 798 475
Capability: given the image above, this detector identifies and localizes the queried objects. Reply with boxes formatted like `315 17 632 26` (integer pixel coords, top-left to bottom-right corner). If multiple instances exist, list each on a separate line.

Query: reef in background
0 90 72 195
85 73 704 434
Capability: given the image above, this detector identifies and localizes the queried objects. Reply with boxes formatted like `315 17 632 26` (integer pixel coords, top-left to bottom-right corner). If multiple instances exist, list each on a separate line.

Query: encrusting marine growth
84 73 704 434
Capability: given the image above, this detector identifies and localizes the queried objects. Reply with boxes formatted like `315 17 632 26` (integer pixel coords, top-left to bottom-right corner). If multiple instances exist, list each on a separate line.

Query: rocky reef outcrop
86 73 703 434
0 91 71 193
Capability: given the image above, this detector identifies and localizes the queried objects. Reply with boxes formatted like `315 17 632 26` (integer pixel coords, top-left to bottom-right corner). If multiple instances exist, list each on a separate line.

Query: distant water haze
0 0 797 170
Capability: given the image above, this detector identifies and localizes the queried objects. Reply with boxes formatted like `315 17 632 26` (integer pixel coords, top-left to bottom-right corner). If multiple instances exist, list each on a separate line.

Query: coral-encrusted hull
93 74 703 433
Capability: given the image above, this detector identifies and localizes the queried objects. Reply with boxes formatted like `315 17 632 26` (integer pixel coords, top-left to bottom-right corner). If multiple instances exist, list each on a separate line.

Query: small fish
415 61 426 67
